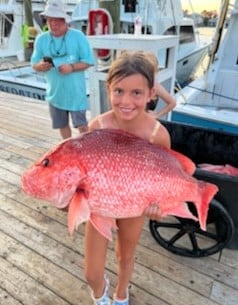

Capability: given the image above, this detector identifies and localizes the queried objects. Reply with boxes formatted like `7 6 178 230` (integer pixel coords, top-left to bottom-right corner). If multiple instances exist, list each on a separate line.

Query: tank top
97 115 161 144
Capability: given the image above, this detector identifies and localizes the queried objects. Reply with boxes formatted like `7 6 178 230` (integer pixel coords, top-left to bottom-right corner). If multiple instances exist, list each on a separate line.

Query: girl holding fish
86 51 171 305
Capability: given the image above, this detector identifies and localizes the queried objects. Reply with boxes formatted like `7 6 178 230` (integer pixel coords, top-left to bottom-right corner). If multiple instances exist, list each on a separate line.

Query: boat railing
15 0 79 4
0 59 46 85
0 59 21 77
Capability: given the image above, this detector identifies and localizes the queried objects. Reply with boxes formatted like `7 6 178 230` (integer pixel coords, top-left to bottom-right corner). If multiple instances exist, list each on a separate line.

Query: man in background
31 0 94 138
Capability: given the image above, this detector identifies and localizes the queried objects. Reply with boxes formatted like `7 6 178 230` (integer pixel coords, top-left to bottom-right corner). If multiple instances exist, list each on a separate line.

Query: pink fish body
198 163 238 176
21 129 218 240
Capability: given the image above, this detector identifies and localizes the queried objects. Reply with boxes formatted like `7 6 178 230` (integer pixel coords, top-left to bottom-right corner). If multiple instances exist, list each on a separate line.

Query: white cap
40 0 71 23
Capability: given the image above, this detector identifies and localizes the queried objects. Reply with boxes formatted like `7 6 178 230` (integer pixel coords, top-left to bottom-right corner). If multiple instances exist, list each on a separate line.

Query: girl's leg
114 216 145 300
84 221 109 298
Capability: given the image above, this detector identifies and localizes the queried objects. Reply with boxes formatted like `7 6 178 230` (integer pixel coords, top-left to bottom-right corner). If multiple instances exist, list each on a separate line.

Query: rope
174 82 188 103
187 85 238 103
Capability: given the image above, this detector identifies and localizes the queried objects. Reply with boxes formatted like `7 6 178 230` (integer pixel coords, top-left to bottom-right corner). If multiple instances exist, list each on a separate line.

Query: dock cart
150 121 238 257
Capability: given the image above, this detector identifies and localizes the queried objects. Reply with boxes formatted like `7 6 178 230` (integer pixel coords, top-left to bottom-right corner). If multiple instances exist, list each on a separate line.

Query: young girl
85 51 171 305
145 51 176 118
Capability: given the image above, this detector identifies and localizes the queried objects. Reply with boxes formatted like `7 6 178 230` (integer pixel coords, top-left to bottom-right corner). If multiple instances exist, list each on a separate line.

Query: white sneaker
91 276 110 305
112 288 129 305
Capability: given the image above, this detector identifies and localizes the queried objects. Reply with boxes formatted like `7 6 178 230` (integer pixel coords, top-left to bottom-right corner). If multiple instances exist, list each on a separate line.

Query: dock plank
0 92 237 305
211 281 238 305
0 256 69 305
0 286 22 305
0 231 88 305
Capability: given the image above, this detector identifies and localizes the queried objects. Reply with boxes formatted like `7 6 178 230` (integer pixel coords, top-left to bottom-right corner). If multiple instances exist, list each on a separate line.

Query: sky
181 0 221 13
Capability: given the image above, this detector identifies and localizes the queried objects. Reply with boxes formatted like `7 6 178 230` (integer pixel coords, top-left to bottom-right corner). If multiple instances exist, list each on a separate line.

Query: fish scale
21 129 218 240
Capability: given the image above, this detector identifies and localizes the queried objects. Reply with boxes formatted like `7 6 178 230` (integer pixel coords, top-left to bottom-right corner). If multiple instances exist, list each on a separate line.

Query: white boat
0 65 46 100
172 0 238 134
71 0 211 86
0 63 90 101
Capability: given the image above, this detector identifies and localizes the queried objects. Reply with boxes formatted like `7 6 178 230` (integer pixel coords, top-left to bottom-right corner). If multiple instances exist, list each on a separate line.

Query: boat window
179 26 195 44
0 14 14 45
164 26 177 36
123 0 137 13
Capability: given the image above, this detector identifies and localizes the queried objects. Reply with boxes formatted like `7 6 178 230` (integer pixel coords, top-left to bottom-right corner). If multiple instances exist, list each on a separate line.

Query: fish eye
42 158 50 167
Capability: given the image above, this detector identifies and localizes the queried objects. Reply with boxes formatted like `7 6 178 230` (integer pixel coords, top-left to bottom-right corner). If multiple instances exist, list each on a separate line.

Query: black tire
149 199 234 257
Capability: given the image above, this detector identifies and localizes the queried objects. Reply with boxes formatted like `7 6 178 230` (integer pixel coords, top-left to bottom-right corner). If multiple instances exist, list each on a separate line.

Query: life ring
87 8 113 60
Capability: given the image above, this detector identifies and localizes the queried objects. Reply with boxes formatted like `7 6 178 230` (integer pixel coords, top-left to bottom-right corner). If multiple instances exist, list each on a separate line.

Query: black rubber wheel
149 199 234 257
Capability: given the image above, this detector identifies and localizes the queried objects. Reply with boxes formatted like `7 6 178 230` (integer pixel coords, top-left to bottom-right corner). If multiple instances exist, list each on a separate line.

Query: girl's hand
147 110 160 119
143 203 162 221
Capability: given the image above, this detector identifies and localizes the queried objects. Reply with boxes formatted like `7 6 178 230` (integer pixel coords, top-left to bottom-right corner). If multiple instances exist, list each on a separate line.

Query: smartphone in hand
43 56 54 66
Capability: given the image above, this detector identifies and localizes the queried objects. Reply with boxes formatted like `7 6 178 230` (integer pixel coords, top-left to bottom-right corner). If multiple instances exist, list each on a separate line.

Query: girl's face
108 73 155 121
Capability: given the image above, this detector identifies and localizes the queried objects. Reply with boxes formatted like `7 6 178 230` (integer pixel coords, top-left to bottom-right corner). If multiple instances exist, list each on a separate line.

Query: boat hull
0 79 45 101
176 44 209 86
0 66 46 101
172 0 238 135
171 109 238 134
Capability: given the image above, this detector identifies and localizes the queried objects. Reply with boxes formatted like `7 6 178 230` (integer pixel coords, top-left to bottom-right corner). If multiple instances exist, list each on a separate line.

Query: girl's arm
151 83 176 118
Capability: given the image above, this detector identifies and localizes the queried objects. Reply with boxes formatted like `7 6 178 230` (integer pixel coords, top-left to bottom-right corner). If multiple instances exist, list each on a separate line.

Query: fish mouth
21 173 77 210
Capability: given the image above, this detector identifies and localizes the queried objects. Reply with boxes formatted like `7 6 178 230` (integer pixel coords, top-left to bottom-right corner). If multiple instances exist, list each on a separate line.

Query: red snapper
21 129 218 240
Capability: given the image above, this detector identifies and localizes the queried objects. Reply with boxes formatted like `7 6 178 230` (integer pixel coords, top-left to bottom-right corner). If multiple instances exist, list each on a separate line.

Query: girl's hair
145 51 159 73
106 51 155 89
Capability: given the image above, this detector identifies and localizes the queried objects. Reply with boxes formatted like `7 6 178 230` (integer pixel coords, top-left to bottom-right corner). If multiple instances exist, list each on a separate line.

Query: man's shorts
49 104 88 129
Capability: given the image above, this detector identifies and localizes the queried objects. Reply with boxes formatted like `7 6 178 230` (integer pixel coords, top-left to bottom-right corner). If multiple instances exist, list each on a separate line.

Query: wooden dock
0 92 237 305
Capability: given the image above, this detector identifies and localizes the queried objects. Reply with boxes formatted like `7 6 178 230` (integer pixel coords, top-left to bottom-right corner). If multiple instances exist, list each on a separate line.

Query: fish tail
197 181 219 231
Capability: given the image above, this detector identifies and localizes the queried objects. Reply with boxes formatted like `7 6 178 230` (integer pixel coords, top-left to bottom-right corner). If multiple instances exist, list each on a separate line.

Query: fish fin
166 202 198 221
68 191 90 236
90 214 117 241
196 181 218 231
166 148 196 175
